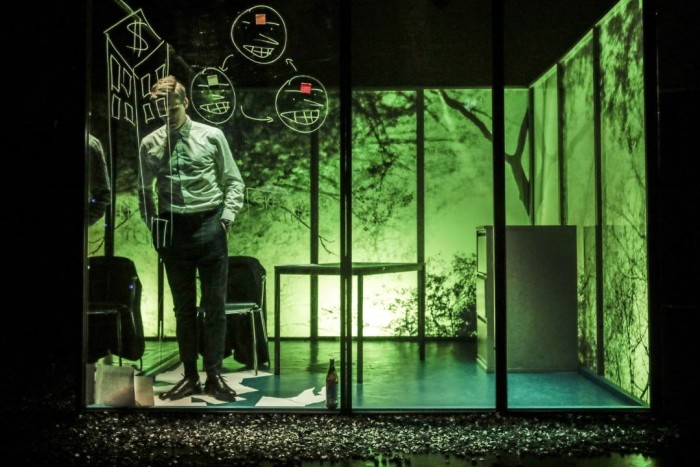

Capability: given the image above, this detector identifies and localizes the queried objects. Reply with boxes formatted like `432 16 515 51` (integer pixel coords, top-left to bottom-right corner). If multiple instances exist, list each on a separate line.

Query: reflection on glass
84 0 649 411
87 133 111 228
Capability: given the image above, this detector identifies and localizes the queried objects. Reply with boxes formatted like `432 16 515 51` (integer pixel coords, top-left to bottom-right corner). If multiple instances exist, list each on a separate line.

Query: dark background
6 0 697 422
88 0 619 88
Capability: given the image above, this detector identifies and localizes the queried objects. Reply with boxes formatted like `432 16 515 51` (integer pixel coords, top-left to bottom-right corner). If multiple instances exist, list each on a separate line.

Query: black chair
224 255 269 374
87 256 145 369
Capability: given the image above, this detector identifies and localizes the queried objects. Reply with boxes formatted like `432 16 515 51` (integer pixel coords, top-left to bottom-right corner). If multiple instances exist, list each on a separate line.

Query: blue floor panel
131 339 643 410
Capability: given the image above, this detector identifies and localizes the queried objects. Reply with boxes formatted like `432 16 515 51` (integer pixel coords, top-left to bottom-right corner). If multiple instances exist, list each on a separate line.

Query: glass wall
84 0 649 411
85 0 342 409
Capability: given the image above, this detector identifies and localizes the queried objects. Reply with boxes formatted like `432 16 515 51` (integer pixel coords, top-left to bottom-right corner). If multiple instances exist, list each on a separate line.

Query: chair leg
250 310 258 375
259 309 268 342
257 309 269 370
116 310 123 367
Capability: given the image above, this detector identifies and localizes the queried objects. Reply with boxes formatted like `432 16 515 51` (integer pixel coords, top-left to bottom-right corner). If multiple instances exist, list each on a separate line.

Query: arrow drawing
241 106 273 123
285 58 297 71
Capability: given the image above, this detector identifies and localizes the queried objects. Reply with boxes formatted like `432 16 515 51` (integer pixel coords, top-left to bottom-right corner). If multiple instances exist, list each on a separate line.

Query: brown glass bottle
325 358 338 409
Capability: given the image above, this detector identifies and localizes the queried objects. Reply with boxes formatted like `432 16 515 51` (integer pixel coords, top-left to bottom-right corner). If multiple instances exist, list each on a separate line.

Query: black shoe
159 375 201 401
204 373 237 401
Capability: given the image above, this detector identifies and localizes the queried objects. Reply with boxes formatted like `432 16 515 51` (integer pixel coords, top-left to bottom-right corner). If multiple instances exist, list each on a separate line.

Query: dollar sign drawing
127 20 149 57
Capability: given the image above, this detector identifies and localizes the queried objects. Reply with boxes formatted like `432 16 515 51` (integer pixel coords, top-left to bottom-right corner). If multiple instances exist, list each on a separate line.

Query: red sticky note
300 82 312 94
255 14 266 25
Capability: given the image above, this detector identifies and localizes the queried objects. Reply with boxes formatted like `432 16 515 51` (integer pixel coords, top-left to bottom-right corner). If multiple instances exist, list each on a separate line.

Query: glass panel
504 0 649 409
85 0 650 413
350 1 493 409
85 0 341 410
428 87 495 409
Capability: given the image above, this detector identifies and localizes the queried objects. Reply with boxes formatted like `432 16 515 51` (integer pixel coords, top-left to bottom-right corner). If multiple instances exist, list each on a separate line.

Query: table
273 262 425 383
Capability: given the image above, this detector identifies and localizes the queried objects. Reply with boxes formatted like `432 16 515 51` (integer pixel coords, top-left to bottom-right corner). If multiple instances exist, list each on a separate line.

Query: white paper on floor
154 363 324 407
256 386 326 407
289 387 326 405
153 397 208 407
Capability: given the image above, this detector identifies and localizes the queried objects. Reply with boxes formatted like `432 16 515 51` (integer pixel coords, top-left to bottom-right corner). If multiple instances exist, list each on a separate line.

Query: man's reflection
87 133 111 226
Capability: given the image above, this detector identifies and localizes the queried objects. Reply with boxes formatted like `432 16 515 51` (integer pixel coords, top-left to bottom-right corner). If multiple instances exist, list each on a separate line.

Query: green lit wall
561 33 599 371
528 0 649 402
599 0 649 401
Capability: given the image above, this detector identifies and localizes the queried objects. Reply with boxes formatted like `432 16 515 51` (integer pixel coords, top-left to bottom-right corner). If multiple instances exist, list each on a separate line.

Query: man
138 75 245 401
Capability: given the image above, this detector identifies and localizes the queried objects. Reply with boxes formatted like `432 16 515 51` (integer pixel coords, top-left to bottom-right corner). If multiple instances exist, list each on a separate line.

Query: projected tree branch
439 89 532 215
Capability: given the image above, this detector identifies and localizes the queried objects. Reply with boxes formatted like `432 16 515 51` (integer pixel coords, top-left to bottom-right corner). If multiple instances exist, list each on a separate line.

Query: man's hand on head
151 77 178 99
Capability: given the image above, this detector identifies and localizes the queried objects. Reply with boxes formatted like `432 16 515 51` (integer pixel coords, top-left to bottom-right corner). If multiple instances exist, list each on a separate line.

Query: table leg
357 275 363 384
419 266 426 360
274 269 281 375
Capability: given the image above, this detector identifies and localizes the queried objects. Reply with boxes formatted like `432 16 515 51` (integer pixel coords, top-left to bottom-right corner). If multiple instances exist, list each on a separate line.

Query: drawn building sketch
104 8 168 129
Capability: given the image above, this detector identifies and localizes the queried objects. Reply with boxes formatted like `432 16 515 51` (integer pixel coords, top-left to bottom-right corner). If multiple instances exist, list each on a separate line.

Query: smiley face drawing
231 5 287 65
189 67 236 125
275 75 328 134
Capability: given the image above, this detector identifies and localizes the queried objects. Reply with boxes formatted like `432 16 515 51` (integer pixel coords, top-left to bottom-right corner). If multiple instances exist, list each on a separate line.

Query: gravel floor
7 361 689 466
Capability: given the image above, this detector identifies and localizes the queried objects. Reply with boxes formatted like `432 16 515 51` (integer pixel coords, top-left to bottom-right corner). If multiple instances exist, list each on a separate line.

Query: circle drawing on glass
189 68 236 125
275 75 328 134
231 5 287 65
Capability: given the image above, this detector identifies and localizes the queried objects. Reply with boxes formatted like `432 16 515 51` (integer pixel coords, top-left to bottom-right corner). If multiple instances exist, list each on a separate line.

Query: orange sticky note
300 82 312 94
255 13 266 25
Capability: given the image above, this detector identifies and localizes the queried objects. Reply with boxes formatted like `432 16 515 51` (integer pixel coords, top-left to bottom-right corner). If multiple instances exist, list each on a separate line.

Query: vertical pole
642 0 660 414
310 132 319 341
592 26 605 376
416 89 426 360
557 63 567 226
339 0 353 414
274 268 281 375
491 0 508 414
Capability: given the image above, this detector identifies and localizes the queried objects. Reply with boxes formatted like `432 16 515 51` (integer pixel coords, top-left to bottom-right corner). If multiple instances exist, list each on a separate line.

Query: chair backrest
226 256 266 307
88 256 141 305
86 255 145 362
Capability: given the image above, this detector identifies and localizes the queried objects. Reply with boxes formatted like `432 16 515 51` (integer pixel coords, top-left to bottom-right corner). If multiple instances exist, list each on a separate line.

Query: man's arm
214 129 245 223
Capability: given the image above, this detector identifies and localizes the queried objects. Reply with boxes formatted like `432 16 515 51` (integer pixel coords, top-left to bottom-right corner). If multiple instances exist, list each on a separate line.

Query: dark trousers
160 207 228 375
